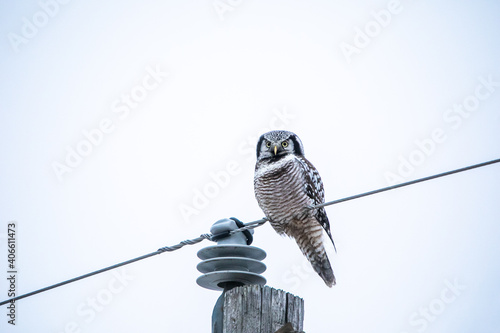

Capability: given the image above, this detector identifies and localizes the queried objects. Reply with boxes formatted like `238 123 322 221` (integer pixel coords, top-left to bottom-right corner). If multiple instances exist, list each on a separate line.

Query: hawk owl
254 130 336 287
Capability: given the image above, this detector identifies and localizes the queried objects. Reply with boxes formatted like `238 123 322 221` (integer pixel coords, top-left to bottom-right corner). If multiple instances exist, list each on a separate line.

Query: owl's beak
273 145 278 155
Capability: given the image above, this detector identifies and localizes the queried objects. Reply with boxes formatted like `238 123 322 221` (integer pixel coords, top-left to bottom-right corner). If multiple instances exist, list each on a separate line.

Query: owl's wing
301 157 337 252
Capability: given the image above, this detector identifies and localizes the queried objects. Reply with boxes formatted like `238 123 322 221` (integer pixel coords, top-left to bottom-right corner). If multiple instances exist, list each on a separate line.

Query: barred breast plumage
254 130 336 287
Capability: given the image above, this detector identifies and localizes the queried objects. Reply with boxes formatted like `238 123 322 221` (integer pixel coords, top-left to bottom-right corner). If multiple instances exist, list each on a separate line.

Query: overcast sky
1 1 500 332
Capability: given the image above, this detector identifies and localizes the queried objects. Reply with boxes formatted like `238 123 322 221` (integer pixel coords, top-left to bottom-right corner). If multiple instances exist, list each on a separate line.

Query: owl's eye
281 141 289 148
265 142 272 148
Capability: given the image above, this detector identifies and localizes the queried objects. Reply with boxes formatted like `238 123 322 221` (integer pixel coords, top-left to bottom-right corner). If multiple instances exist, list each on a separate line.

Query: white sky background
1 0 499 332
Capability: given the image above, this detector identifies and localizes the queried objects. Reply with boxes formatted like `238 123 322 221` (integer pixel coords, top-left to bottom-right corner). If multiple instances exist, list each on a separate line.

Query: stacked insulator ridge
196 218 267 291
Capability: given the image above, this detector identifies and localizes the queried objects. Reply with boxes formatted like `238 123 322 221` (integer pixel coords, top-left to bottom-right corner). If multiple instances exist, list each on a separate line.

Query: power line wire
1 157 499 306
312 157 500 209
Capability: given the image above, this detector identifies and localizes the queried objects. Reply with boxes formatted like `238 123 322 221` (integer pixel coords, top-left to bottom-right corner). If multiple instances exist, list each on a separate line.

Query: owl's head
256 130 304 160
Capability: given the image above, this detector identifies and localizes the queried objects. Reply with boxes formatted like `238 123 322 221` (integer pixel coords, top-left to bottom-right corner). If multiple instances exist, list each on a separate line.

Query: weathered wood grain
222 285 304 333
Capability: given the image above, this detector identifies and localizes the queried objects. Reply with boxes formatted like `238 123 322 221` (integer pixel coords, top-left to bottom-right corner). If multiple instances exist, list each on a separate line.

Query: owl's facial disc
256 130 304 160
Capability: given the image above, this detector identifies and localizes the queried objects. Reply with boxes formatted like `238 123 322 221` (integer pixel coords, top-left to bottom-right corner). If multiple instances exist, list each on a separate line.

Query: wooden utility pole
217 284 304 333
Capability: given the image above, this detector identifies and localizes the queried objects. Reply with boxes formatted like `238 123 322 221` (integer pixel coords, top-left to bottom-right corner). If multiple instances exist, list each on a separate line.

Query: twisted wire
157 233 213 252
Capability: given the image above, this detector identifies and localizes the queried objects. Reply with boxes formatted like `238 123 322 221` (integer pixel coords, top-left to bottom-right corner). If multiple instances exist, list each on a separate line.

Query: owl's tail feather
295 231 336 287
315 252 336 287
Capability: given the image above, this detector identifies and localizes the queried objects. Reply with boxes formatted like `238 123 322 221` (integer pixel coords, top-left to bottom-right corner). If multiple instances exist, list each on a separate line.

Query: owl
254 130 336 287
